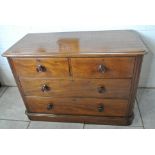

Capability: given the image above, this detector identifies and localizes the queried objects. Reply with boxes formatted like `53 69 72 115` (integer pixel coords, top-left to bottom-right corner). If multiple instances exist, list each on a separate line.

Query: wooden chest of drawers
2 30 147 125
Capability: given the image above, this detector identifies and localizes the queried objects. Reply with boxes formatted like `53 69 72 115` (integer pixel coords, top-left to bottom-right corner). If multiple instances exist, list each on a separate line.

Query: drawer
20 79 131 98
12 58 70 78
26 97 128 116
71 57 134 78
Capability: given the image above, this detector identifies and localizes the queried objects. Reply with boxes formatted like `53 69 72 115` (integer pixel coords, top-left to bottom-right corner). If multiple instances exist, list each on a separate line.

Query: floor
0 86 154 129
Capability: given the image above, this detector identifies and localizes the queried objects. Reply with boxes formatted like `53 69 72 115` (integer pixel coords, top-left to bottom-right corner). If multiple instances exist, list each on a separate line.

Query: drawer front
71 57 134 78
26 97 128 116
12 58 70 78
20 79 131 98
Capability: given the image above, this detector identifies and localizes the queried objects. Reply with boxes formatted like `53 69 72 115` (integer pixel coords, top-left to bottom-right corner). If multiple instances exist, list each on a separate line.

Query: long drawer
20 79 131 98
12 58 70 78
71 57 135 78
25 97 129 116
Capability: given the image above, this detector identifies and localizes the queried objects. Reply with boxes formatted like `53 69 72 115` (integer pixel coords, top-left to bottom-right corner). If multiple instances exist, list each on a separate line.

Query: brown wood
27 112 134 125
127 55 143 116
2 30 147 126
12 58 70 78
25 97 128 116
71 57 135 78
20 78 131 98
2 30 147 58
7 58 30 110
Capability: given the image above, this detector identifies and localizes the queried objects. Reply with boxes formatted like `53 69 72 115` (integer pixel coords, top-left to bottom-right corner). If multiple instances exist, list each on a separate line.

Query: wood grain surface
71 57 135 78
25 97 128 116
20 78 131 98
3 30 147 57
12 58 70 78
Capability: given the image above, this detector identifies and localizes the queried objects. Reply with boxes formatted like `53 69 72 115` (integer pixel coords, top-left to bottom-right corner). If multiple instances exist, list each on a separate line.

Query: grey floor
0 86 154 129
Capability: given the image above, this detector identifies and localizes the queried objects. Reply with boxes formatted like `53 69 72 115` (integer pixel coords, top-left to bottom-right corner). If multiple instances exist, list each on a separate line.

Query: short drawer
71 57 134 78
12 58 70 78
20 79 131 98
26 97 129 117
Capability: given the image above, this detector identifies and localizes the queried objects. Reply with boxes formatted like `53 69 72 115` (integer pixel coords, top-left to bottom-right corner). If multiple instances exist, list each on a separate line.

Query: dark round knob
98 64 106 73
97 86 106 93
41 84 50 92
98 104 104 112
47 103 53 110
36 65 46 72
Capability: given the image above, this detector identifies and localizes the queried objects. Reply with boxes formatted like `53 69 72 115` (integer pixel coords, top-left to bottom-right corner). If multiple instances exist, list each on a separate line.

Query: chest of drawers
2 30 147 125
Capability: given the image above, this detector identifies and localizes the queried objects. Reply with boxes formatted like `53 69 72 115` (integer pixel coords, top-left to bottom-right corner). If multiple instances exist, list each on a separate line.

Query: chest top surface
3 30 148 57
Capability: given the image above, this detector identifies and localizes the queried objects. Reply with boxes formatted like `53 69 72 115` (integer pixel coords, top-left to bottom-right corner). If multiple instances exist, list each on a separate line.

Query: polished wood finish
127 55 143 116
25 97 128 116
20 79 131 98
71 57 134 78
27 112 134 125
2 30 147 125
12 58 70 78
7 58 30 110
2 30 148 58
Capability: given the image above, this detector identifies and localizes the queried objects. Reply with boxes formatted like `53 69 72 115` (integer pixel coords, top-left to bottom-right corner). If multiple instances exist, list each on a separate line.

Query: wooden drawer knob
36 65 46 72
47 103 53 110
98 64 106 73
98 104 104 112
41 84 50 92
97 86 106 93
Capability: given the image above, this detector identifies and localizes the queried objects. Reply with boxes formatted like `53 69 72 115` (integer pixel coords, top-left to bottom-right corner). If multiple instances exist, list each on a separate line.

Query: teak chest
2 30 147 125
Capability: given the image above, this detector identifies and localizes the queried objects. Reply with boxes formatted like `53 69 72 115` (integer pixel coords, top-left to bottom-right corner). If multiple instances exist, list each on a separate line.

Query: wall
0 25 155 87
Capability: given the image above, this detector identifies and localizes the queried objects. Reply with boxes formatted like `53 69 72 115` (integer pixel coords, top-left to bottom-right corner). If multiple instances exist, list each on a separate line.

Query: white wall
0 25 155 87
